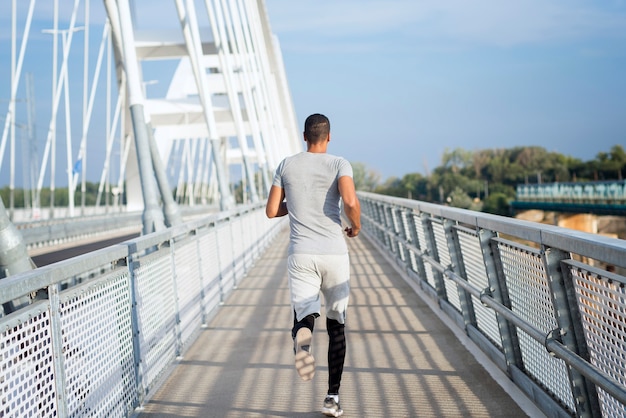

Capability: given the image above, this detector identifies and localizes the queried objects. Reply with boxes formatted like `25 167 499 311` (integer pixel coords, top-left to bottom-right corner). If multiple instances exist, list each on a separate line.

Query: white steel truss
0 0 300 223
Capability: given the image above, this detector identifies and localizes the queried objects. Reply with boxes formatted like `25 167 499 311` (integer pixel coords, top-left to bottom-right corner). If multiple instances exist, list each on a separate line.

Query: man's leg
319 254 349 417
322 318 346 416
293 312 317 381
326 318 346 394
288 254 323 381
292 311 317 339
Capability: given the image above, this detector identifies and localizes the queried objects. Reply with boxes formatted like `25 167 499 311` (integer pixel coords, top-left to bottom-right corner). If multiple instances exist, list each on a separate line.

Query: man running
265 113 361 417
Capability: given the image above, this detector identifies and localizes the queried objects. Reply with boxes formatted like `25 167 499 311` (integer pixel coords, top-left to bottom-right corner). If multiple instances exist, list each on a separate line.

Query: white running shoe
321 396 343 417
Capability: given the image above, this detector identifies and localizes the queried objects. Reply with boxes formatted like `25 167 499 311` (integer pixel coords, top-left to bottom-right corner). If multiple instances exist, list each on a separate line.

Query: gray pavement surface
138 229 537 417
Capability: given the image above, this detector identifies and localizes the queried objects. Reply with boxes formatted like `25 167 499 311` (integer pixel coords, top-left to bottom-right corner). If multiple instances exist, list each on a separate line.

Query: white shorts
287 253 350 324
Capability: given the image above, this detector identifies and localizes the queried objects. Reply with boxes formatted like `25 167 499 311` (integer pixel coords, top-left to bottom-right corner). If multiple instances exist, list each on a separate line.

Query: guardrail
0 203 285 417
358 191 626 418
16 205 219 251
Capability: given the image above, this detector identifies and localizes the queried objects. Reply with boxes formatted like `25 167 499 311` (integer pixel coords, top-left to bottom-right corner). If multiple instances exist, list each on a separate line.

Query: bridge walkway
138 229 543 418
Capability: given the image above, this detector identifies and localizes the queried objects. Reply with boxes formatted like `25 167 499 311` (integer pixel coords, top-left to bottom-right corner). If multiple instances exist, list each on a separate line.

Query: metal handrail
358 191 626 418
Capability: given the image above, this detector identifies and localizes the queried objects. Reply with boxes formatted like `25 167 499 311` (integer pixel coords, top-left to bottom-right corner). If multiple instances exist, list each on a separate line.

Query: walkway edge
362 230 547 418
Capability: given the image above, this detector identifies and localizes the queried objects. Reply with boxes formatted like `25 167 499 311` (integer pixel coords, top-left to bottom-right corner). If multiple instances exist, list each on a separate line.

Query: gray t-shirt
272 152 353 255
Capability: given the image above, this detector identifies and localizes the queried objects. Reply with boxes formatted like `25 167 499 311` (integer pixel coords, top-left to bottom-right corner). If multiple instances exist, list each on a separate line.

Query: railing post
372 201 386 244
168 238 183 357
443 219 476 329
196 227 208 326
392 207 407 263
406 210 428 282
381 204 395 251
478 228 523 373
215 221 225 304
128 256 146 409
420 213 447 300
230 216 238 288
543 247 601 417
49 284 69 417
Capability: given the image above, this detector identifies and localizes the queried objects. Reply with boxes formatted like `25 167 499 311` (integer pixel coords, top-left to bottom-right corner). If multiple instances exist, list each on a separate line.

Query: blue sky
265 0 626 179
1 0 625 187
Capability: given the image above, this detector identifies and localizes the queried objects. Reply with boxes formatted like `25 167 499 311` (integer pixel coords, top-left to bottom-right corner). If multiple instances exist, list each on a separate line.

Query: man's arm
266 185 288 218
338 176 361 237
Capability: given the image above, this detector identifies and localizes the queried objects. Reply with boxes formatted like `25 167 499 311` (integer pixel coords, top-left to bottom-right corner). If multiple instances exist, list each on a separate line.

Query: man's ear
303 133 308 142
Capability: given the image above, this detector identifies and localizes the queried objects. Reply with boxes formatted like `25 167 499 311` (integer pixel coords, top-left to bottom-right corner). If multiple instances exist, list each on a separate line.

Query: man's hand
344 226 360 238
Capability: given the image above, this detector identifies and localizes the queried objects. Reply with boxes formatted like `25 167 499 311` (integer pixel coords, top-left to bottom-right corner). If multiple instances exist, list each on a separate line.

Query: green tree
351 162 381 191
483 192 511 216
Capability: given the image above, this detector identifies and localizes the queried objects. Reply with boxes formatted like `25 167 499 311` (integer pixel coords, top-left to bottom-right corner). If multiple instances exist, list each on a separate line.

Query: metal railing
0 203 285 417
358 191 626 418
16 204 219 251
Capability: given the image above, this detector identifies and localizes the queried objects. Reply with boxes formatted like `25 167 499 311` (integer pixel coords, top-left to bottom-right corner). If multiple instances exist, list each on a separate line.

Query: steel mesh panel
395 237 407 263
217 224 236 295
498 243 575 412
432 221 460 311
199 229 222 313
457 229 502 349
59 271 136 417
398 210 412 242
1 307 57 417
231 217 245 279
407 213 421 275
570 268 626 417
389 207 400 235
133 252 177 391
173 240 203 348
240 214 254 269
414 217 437 289
409 213 422 249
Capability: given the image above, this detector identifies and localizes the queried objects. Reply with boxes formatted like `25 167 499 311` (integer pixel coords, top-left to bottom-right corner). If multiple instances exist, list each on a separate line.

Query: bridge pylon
105 0 301 212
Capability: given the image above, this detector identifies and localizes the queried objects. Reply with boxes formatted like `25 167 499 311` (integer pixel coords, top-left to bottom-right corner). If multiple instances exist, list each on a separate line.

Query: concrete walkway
138 229 541 417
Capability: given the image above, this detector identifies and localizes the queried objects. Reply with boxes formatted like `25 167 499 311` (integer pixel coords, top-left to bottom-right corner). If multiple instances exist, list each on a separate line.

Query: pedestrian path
138 229 541 417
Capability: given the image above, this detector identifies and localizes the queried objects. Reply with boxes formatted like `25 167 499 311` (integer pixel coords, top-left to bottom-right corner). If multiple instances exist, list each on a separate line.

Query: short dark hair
304 113 330 144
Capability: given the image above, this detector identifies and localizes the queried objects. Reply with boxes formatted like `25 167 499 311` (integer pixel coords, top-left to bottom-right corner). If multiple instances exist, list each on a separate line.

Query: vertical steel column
168 239 183 357
406 210 428 282
195 229 209 326
105 0 165 234
0 0 36 175
420 213 447 299
37 0 81 218
394 207 408 264
215 222 225 303
205 0 260 203
0 0 35 306
237 1 279 171
48 284 69 417
443 219 476 328
147 127 183 227
478 228 522 373
222 0 270 195
543 247 601 417
232 0 272 193
0 198 34 313
127 256 146 408
380 203 393 253
173 0 234 210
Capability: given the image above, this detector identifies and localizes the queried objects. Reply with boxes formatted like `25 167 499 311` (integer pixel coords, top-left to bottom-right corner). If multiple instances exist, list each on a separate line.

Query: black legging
326 317 346 395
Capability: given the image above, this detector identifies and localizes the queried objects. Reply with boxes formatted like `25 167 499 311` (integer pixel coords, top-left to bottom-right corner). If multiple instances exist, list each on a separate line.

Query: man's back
274 152 352 255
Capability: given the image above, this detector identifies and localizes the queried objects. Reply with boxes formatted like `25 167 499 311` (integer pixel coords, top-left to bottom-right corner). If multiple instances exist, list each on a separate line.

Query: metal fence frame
0 203 285 417
358 192 626 418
